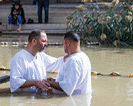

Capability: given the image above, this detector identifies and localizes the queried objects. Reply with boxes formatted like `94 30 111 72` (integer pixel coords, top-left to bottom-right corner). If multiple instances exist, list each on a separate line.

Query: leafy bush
66 0 133 48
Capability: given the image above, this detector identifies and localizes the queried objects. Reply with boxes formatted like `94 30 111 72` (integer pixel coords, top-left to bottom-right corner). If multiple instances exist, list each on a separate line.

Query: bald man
47 31 92 96
10 30 56 93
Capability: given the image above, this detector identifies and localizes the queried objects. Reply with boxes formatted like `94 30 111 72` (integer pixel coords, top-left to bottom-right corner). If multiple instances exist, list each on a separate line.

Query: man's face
63 37 69 54
36 32 47 52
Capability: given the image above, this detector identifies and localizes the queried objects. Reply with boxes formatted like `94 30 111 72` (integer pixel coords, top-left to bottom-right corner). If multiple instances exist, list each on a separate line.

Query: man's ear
67 40 71 46
32 38 37 45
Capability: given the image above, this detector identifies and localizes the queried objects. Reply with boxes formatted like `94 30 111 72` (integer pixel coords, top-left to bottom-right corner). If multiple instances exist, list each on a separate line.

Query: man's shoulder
11 49 26 60
37 51 46 57
15 49 26 55
71 52 88 59
67 52 90 64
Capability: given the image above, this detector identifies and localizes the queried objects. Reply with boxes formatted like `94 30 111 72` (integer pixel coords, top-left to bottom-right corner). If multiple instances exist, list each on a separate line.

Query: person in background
47 31 92 96
10 30 56 93
8 1 26 31
33 0 49 23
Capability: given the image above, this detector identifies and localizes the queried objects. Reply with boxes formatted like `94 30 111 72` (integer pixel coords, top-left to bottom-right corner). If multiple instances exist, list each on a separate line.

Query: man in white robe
10 30 56 93
47 31 92 96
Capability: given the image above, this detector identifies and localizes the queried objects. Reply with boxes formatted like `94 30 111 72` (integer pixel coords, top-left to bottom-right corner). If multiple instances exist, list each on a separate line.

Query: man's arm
47 79 63 91
10 56 49 92
20 80 50 91
46 57 64 72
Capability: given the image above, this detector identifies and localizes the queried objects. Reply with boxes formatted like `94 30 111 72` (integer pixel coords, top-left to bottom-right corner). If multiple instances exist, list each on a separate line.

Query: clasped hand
35 80 50 91
35 78 56 91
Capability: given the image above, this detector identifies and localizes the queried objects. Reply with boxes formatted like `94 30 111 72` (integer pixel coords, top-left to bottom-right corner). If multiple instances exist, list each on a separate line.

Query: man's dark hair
64 31 80 42
28 30 45 43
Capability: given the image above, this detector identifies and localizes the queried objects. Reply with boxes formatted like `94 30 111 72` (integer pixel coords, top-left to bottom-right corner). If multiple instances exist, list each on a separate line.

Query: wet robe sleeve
46 57 64 72
41 53 57 70
10 57 26 92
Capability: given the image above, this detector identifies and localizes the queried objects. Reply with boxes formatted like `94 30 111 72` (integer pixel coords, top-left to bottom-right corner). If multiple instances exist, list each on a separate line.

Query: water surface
0 45 133 106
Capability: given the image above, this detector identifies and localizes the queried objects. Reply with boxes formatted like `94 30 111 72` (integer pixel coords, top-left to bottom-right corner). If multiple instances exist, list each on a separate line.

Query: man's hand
20 80 50 91
47 77 55 82
47 77 63 91
47 78 55 91
35 80 50 91
47 77 55 87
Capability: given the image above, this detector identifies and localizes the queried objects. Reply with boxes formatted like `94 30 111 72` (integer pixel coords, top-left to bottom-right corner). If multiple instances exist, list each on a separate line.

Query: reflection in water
56 94 92 106
9 91 92 106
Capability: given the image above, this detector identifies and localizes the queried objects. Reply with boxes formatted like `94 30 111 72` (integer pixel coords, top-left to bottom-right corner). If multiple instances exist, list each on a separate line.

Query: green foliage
66 2 133 48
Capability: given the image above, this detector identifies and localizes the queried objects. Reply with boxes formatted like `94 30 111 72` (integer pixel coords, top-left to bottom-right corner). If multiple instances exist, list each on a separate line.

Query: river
0 44 133 106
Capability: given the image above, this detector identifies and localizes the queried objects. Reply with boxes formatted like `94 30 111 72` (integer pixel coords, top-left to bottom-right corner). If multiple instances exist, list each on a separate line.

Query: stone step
0 7 76 14
0 5 76 23
2 29 66 35
0 9 74 15
0 3 112 13
25 12 70 17
1 3 128 24
1 17 66 24
1 9 74 18
0 24 67 31
0 5 77 12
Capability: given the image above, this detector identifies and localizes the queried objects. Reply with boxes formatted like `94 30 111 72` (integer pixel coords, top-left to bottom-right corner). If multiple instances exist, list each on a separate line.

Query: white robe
10 49 56 93
47 52 92 96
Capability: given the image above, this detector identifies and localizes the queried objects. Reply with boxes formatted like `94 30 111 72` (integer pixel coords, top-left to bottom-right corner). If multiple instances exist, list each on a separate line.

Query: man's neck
68 47 81 56
25 45 37 57
64 47 81 61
